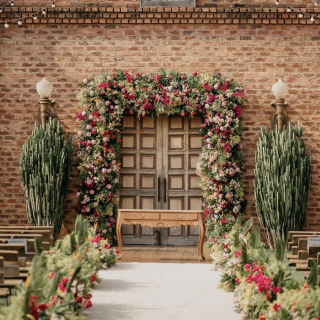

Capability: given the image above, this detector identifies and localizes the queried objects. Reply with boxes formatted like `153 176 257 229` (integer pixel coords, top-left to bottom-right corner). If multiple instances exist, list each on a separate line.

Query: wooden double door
119 114 203 245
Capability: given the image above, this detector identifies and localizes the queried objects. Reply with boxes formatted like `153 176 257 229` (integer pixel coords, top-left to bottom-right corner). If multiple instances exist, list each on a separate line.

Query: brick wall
1 3 320 232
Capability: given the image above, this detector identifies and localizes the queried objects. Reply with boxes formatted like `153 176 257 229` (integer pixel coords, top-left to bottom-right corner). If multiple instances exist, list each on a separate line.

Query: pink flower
221 218 226 225
102 168 107 173
94 202 98 207
107 184 112 189
90 190 95 195
83 79 87 83
273 303 280 312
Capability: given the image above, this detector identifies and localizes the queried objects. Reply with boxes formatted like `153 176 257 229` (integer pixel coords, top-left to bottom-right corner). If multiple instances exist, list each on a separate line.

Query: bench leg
116 222 122 260
198 220 205 262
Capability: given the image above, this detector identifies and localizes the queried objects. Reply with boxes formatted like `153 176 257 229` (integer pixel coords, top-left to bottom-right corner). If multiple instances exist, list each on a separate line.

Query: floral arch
75 70 245 245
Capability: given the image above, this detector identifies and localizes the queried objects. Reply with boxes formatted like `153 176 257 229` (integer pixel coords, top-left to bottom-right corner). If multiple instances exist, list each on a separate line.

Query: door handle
164 178 166 203
158 177 161 202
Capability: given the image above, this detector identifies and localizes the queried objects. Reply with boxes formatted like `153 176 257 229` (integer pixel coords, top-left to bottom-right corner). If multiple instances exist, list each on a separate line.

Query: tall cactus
20 118 73 239
254 122 312 249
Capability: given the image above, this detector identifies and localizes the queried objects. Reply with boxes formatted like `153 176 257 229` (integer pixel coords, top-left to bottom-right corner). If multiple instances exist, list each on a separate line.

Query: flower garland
75 70 246 244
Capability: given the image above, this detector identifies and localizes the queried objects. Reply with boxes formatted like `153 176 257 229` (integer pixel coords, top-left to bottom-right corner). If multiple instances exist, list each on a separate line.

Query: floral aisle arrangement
0 216 117 320
211 219 320 320
75 70 246 241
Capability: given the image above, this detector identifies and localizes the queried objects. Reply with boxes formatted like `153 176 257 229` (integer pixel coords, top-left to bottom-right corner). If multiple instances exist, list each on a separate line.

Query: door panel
119 114 203 246
119 114 162 245
162 114 203 245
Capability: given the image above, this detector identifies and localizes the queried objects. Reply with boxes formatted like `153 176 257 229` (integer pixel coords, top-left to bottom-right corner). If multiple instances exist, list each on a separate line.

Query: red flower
38 303 47 311
236 278 240 284
91 274 97 283
104 244 111 249
62 277 68 284
265 293 271 301
85 300 93 309
193 72 197 76
273 303 280 312
76 297 83 303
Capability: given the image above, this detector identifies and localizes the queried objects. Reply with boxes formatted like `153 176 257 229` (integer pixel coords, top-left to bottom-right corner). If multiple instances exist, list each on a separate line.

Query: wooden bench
286 232 320 271
0 234 50 251
0 229 53 245
287 231 320 250
117 209 205 261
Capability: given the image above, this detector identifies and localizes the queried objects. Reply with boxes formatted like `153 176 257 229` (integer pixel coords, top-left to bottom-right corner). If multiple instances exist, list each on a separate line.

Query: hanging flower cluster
75 70 245 243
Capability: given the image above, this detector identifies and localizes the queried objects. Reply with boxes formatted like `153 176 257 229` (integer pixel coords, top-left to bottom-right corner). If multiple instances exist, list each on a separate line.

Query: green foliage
34 236 43 256
275 237 286 262
307 261 319 289
20 118 73 239
254 122 312 248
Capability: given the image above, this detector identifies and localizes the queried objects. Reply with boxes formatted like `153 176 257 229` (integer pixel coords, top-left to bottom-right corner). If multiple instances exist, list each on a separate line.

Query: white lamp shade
272 79 289 99
36 77 53 97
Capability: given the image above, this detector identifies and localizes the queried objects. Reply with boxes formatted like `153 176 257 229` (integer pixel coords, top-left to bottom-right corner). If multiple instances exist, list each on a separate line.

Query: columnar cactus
20 118 73 239
254 122 312 249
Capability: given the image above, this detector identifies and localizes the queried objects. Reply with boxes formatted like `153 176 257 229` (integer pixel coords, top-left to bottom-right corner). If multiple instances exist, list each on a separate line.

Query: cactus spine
254 122 312 249
20 118 73 239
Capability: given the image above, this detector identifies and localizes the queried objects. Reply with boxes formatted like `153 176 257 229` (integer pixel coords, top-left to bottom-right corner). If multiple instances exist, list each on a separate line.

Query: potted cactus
20 118 73 239
254 122 312 248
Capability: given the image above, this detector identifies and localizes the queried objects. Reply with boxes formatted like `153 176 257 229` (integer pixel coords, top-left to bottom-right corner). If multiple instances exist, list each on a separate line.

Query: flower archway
75 70 245 245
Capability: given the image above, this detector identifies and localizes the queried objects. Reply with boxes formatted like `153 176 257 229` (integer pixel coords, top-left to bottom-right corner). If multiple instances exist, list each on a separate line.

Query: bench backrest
0 230 52 243
0 244 25 255
0 250 19 262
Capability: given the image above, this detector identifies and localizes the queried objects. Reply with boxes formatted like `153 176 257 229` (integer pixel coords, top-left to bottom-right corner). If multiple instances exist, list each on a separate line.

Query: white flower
50 313 59 320
78 130 82 136
86 132 91 137
107 76 111 80
76 192 80 197
214 83 219 89
83 79 88 83
82 111 86 116
90 90 94 96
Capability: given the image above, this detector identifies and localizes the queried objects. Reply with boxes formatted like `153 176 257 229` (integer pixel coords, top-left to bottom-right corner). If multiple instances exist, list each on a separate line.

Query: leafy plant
254 122 312 248
20 118 73 239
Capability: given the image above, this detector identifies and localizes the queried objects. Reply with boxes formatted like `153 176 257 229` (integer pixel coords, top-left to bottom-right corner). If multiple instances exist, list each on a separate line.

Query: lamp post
271 79 289 132
36 77 54 125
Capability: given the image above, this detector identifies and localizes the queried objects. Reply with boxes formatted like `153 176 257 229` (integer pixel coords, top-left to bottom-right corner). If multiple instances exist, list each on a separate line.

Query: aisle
86 263 241 320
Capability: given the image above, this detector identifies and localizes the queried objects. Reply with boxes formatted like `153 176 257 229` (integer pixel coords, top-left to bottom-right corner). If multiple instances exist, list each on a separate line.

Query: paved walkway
86 262 241 320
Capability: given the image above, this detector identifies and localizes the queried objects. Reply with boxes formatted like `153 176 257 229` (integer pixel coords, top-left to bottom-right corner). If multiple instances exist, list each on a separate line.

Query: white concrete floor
86 262 241 320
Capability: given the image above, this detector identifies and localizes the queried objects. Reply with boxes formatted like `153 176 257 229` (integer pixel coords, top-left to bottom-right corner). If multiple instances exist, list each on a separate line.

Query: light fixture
42 8 46 15
36 78 55 125
311 15 315 22
287 6 292 12
52 2 55 8
10 1 14 6
271 79 289 131
0 8 3 13
4 21 9 28
275 0 279 5
18 18 22 25
33 14 38 20
316 1 319 6
299 11 303 18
